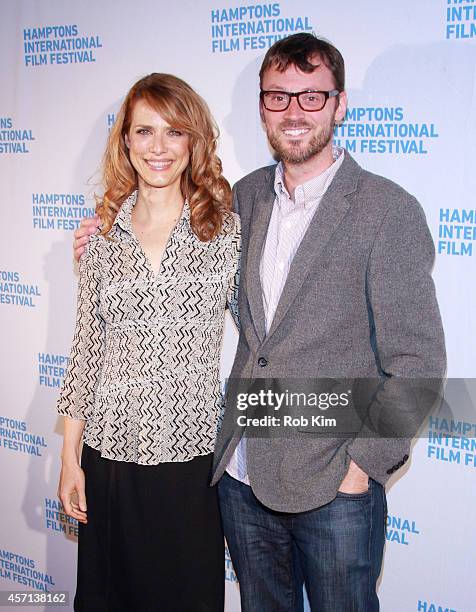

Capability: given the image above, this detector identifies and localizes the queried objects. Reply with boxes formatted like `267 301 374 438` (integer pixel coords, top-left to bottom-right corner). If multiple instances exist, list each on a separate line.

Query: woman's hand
58 458 88 524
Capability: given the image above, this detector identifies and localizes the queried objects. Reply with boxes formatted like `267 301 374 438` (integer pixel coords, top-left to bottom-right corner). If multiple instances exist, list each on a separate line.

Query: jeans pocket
336 489 371 499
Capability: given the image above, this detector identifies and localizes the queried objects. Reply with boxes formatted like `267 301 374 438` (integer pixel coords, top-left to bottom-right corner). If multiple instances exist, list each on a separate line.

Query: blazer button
258 357 268 367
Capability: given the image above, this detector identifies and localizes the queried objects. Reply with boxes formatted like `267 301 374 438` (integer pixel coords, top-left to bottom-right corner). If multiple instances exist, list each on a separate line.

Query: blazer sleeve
347 195 446 484
56 238 106 420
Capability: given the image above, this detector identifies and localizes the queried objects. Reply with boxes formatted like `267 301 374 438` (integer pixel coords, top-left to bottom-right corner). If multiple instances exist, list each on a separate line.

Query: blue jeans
218 473 386 612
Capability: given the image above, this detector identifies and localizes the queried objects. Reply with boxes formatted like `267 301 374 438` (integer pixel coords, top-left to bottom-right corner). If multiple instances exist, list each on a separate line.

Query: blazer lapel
266 153 361 340
245 170 276 343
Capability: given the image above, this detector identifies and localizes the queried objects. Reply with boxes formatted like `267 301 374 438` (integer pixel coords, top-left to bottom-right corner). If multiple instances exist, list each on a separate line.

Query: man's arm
73 215 101 262
347 193 446 484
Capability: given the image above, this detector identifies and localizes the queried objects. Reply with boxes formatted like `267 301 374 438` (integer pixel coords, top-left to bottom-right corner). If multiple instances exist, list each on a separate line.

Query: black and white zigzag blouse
57 191 241 464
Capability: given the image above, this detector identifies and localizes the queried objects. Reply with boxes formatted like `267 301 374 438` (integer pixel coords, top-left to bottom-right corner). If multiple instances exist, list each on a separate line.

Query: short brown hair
259 33 345 92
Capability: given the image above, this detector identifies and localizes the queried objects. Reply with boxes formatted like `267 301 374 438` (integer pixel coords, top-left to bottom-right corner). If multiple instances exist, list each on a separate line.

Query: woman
57 73 240 611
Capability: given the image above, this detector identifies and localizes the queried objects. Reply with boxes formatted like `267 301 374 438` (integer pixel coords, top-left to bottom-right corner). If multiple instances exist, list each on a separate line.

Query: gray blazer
212 151 446 512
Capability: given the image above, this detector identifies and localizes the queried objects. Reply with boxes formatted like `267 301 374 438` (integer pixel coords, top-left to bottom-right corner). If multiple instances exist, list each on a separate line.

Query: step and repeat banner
1 1 475 610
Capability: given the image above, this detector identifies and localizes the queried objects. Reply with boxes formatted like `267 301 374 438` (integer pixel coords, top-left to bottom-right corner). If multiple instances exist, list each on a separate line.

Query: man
74 34 445 611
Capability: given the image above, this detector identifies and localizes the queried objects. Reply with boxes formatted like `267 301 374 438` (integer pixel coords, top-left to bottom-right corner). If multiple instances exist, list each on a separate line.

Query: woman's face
125 99 190 193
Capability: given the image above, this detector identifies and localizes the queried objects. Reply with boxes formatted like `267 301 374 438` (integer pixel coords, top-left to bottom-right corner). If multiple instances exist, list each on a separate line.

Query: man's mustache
278 122 312 130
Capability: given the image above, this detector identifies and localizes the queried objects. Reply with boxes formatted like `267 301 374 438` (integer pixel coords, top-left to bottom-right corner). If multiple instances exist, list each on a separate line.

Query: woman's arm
56 237 105 521
226 214 241 330
57 238 105 419
58 417 87 523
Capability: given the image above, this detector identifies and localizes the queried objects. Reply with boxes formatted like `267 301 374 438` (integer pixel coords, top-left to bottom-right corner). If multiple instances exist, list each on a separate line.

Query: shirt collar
112 190 191 236
274 146 344 210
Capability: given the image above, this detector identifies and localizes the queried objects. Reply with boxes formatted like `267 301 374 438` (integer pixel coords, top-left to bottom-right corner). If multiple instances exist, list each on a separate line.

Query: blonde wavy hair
96 73 232 241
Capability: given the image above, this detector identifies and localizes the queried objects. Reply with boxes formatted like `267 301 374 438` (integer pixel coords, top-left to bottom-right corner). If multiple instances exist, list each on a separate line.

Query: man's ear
335 90 348 124
259 101 266 124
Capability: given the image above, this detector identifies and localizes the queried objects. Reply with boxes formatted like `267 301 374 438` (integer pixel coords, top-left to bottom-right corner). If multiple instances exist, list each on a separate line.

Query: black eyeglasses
260 89 340 112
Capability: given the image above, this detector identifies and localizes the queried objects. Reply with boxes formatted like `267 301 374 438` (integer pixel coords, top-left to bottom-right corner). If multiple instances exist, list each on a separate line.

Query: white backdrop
1 1 475 610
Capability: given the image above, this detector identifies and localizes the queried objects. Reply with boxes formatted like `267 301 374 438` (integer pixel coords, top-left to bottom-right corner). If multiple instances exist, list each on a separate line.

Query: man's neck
283 147 336 200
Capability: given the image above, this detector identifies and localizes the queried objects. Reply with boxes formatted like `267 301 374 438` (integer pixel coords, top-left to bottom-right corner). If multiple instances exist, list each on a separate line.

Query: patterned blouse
57 191 241 465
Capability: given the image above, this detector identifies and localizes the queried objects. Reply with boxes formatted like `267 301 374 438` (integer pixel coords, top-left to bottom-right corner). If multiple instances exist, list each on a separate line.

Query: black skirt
74 444 224 612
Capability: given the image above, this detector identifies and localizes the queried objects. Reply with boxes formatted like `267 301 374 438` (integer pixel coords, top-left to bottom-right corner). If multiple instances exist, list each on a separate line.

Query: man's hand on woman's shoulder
73 216 101 262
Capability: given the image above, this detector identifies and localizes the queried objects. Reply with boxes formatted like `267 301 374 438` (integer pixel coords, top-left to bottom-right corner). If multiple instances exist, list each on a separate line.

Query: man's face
260 57 347 165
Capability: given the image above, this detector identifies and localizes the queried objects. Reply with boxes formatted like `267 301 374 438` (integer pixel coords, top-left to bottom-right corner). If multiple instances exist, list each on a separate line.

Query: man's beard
268 120 334 164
